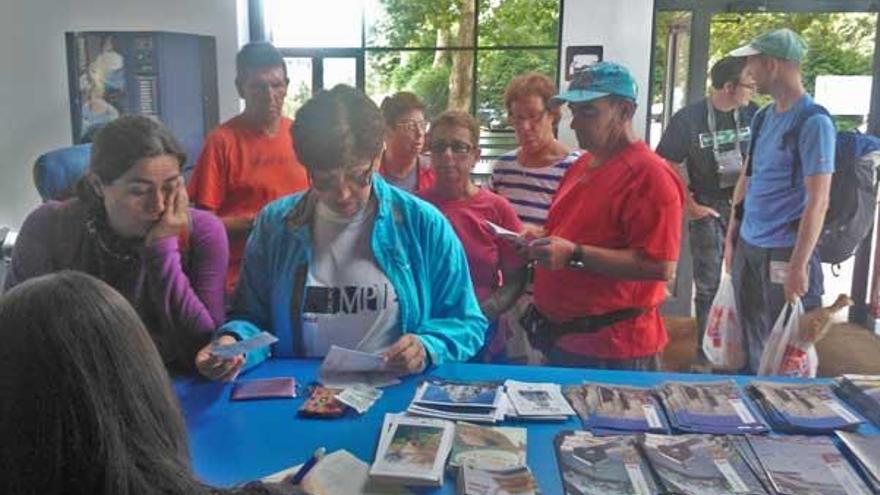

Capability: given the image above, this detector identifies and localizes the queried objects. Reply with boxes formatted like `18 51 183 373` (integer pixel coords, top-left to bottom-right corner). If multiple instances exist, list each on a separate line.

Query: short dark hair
710 57 747 90
430 110 481 147
380 91 426 127
0 271 206 494
292 84 385 172
236 41 287 82
77 115 186 205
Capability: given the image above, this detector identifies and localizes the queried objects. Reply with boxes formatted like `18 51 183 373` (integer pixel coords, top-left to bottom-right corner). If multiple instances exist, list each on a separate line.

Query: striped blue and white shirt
488 149 582 227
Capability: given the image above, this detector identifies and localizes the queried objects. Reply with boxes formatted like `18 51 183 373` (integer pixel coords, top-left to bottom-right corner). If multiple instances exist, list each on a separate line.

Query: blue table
175 359 878 493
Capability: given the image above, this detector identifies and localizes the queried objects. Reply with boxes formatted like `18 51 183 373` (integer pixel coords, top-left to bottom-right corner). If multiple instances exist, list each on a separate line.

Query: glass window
283 58 313 118
477 0 559 47
266 0 362 48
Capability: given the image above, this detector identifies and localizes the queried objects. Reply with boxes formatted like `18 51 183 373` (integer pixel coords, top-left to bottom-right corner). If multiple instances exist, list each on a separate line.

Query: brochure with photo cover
554 430 660 495
836 431 880 494
747 381 863 433
747 435 872 495
567 383 670 435
370 413 455 487
457 465 539 495
504 380 575 419
640 434 768 495
449 422 527 471
415 380 503 409
657 381 768 435
833 375 880 428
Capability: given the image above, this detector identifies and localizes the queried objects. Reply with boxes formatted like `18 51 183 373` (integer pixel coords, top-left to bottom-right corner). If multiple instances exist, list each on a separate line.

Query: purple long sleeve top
4 199 228 371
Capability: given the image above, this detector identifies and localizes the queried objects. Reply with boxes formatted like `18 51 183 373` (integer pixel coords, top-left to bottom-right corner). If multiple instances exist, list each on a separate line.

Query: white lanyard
706 103 742 156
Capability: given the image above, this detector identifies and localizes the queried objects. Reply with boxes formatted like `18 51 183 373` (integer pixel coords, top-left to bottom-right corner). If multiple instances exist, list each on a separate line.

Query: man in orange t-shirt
188 42 309 294
526 62 684 370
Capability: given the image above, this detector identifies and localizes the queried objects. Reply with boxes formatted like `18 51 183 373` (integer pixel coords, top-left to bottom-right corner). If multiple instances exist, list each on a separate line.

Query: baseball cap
550 62 639 107
729 28 807 62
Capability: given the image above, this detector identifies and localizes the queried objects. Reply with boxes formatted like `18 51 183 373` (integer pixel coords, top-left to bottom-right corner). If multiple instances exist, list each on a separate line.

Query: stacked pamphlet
833 374 880 427
657 381 768 434
448 422 527 471
747 381 863 433
554 430 660 495
640 434 769 495
746 435 872 495
407 380 506 423
504 380 576 420
370 414 455 487
565 383 670 435
836 431 880 493
456 465 539 495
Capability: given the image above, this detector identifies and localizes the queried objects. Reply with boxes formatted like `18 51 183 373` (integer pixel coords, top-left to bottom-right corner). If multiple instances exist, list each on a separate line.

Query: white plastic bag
757 299 818 377
702 273 746 369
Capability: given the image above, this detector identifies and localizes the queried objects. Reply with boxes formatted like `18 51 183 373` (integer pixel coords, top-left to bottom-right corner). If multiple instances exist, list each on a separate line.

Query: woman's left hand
146 178 190 245
383 334 428 375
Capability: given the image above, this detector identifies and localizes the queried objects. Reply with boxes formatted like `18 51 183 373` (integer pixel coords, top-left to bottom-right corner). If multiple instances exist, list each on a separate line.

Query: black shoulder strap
745 104 771 177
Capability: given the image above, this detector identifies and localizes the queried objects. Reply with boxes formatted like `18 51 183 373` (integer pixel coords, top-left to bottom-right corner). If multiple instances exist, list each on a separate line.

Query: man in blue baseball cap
525 62 685 370
725 28 834 373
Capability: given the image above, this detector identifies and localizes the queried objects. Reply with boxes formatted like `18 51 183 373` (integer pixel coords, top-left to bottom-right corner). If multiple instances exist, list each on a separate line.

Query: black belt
520 305 647 353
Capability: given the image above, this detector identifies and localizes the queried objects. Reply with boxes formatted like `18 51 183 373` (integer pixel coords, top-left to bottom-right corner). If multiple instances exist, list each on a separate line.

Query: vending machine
66 31 219 171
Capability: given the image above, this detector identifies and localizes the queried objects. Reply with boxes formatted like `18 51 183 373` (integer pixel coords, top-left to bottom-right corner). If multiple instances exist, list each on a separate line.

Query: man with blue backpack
725 29 835 374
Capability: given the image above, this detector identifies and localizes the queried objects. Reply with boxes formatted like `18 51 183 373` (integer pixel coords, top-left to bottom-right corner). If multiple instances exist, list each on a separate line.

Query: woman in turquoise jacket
196 85 487 380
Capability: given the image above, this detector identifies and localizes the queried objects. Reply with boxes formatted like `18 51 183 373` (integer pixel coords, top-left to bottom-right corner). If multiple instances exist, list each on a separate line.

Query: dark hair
0 271 208 495
77 115 186 205
710 57 748 90
236 41 287 82
431 110 481 147
292 84 385 171
380 91 426 127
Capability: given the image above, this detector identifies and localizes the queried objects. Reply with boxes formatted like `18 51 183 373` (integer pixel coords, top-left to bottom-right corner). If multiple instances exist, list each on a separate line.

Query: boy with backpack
725 29 836 374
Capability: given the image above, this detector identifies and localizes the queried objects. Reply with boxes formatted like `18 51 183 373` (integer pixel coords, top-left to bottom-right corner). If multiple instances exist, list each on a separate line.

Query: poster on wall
74 33 126 142
565 45 603 80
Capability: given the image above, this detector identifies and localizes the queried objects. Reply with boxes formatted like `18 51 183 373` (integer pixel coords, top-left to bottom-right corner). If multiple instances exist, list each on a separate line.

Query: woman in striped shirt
489 72 581 363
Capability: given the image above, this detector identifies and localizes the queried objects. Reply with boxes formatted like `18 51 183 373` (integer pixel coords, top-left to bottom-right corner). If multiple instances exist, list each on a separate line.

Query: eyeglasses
508 109 548 126
309 164 374 191
429 140 474 156
394 119 429 133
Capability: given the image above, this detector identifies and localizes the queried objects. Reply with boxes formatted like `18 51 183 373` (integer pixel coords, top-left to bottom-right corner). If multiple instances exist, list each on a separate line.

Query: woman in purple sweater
5 115 228 371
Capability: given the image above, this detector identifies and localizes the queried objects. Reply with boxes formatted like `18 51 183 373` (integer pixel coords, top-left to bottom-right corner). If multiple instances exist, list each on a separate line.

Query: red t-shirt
533 141 685 359
187 115 309 293
418 187 524 301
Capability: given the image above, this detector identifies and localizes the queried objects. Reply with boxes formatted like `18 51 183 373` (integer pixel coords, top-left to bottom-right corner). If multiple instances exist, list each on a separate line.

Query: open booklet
318 345 400 388
370 413 456 487
262 449 412 495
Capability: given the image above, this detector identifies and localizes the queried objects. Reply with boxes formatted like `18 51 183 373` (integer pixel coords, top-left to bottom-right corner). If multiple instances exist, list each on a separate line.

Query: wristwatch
567 244 586 269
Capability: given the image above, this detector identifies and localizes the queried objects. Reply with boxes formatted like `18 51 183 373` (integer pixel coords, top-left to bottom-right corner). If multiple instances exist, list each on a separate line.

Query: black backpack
748 103 880 264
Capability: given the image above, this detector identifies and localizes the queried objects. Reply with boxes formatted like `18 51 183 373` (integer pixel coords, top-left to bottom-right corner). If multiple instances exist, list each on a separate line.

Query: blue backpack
749 103 880 264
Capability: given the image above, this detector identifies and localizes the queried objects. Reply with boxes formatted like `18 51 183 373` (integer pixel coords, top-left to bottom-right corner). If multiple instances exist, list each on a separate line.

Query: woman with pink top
418 111 526 361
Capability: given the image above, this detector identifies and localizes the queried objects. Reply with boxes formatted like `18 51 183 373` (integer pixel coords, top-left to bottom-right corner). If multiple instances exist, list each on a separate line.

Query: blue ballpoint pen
290 447 325 485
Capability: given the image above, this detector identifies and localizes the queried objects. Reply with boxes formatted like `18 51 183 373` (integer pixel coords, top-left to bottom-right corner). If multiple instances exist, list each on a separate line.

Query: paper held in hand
319 345 401 388
211 331 278 358
484 220 527 247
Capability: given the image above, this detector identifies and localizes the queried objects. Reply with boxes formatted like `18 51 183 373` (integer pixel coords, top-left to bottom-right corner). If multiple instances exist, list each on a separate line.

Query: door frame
652 0 880 321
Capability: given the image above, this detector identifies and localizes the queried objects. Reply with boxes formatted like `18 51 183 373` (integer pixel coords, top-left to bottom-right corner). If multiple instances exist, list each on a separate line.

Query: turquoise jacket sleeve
218 207 274 369
414 205 488 364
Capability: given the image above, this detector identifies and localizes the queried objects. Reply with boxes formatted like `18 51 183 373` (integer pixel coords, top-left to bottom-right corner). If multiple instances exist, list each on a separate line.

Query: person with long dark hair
5 115 228 371
0 271 295 495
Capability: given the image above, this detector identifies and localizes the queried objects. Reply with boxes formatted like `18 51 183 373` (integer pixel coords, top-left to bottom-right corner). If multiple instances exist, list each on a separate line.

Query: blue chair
33 144 92 202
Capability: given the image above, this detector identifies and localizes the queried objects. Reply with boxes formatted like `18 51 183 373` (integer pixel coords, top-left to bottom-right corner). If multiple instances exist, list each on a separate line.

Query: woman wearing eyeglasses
195 85 487 381
488 72 582 363
418 111 527 361
378 91 435 192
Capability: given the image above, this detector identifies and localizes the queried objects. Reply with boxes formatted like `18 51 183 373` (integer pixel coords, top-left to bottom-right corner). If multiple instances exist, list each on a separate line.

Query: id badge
715 149 743 189
769 260 788 285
